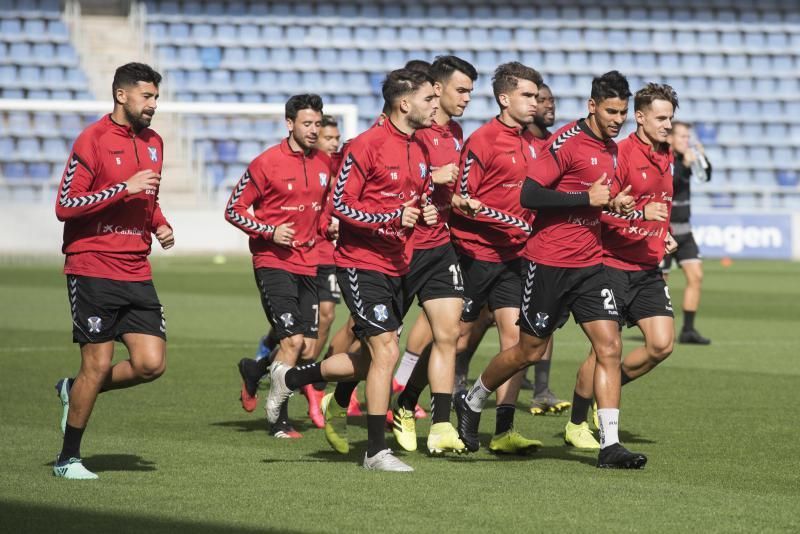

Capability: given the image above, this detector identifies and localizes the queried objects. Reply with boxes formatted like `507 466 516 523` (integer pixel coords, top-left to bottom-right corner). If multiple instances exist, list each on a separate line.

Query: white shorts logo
534 312 549 330
87 316 102 333
373 304 389 322
280 313 294 328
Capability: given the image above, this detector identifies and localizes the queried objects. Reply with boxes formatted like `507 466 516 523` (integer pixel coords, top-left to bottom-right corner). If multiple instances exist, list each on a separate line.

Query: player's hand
325 221 339 240
452 195 482 218
682 149 697 166
421 194 438 225
272 222 295 246
125 170 160 195
588 174 611 207
155 224 174 250
644 202 668 222
431 163 458 185
664 233 678 255
610 184 635 215
400 199 420 228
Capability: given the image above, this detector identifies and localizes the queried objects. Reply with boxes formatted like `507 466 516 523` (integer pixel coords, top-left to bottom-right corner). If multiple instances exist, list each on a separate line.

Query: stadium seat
2 162 27 179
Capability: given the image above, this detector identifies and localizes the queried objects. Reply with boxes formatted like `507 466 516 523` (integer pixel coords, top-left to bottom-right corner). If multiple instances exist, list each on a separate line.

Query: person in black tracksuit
663 121 711 345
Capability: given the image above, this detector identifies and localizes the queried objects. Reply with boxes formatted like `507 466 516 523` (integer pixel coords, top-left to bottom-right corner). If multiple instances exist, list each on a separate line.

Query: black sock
683 310 696 332
570 391 592 425
621 370 634 386
256 357 270 376
284 362 323 390
533 359 551 396
278 398 290 423
454 349 473 380
312 381 327 391
59 424 84 462
266 329 280 350
366 414 387 457
334 381 358 408
431 393 452 424
495 404 515 435
397 383 423 411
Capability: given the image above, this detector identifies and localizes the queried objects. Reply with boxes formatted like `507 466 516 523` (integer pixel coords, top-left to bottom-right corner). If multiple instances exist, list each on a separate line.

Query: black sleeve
520 178 589 210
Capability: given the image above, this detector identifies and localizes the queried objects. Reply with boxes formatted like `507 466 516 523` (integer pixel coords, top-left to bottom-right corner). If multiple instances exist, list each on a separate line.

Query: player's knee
594 337 622 361
281 335 304 356
433 323 460 348
320 308 335 326
84 359 113 381
520 335 545 363
648 338 674 363
135 352 166 381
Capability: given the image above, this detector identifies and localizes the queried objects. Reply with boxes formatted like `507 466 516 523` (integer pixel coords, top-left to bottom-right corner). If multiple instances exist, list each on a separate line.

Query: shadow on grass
210 418 316 433
443 445 597 466
0 500 303 534
619 430 657 445
42 454 156 473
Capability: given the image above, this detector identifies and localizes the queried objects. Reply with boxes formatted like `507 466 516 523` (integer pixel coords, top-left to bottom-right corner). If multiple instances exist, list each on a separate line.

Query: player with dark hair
265 68 439 471
519 82 572 415
565 83 677 449
53 62 171 479
448 62 544 454
456 71 649 469
390 54 479 454
226 94 333 439
665 121 712 345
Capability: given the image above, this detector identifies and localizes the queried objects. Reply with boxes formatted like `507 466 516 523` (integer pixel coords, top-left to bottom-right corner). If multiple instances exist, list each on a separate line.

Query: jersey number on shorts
601 288 618 311
448 264 463 288
327 274 337 293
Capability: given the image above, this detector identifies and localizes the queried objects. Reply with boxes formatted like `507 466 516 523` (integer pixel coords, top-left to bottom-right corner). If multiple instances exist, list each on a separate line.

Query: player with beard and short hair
564 83 677 450
225 94 333 439
456 71 649 469
53 63 172 479
448 62 544 454
265 69 439 471
389 54 480 455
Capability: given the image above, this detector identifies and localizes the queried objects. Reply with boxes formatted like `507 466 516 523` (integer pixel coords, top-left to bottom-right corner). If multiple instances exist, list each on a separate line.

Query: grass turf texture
1 257 798 533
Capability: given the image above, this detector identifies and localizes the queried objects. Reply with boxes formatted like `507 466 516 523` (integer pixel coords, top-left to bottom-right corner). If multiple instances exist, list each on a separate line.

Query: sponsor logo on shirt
502 181 524 188
567 215 600 227
625 226 665 238
280 204 306 211
97 222 143 236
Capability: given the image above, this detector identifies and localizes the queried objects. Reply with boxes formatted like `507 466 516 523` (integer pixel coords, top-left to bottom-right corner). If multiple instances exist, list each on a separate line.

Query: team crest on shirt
534 312 549 330
419 163 428 179
529 144 537 159
280 313 294 328
669 163 674 177
454 138 462 152
87 316 102 334
612 155 618 169
373 304 389 322
148 146 158 162
319 172 328 186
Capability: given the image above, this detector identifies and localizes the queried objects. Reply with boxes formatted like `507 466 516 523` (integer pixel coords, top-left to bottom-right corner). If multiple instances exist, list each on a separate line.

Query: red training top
602 133 674 270
412 119 464 250
449 117 534 262
225 138 331 276
524 119 619 268
56 114 170 282
332 119 432 276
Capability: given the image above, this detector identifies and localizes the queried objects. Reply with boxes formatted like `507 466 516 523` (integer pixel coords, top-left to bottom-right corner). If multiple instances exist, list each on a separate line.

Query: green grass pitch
1 257 798 533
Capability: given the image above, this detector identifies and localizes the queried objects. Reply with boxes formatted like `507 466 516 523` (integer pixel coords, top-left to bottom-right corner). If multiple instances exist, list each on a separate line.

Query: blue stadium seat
238 141 261 162
256 70 277 86
490 28 512 44
232 69 254 90
222 46 246 67
2 89 24 99
270 47 290 64
59 113 82 137
216 140 238 163
239 24 260 43
43 137 66 158
226 0 246 16
191 23 214 41
2 162 27 179
28 162 51 180
169 23 190 40
187 69 207 86
262 25 282 41
246 47 268 66
776 171 798 187
285 25 305 42
7 112 30 134
0 138 14 160
217 24 237 42
199 46 220 69
277 71 300 90
0 18 22 36
361 49 382 68
209 69 231 88
292 47 315 66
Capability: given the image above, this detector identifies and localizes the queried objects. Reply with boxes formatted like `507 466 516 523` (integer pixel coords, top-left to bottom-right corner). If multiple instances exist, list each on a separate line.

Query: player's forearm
520 179 588 209
55 182 129 221
224 205 275 239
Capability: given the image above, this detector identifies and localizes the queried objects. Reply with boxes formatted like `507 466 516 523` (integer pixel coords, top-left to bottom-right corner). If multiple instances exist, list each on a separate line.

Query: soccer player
237 114 343 426
456 71 648 469
265 68 439 471
564 83 677 450
225 94 332 439
390 55 480 455
522 83 571 416
664 122 712 345
52 63 172 479
449 62 543 454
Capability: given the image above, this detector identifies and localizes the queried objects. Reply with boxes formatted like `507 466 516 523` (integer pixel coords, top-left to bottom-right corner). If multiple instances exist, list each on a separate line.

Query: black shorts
459 255 521 322
518 261 621 338
316 264 341 303
661 232 701 272
606 266 674 327
337 267 403 340
402 243 464 317
66 275 166 344
254 268 318 340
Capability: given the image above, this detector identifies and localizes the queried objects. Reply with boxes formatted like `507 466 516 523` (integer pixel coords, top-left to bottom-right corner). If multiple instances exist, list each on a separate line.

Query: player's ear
497 92 510 108
285 118 294 133
399 96 410 114
433 81 444 97
635 109 645 127
114 87 128 105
